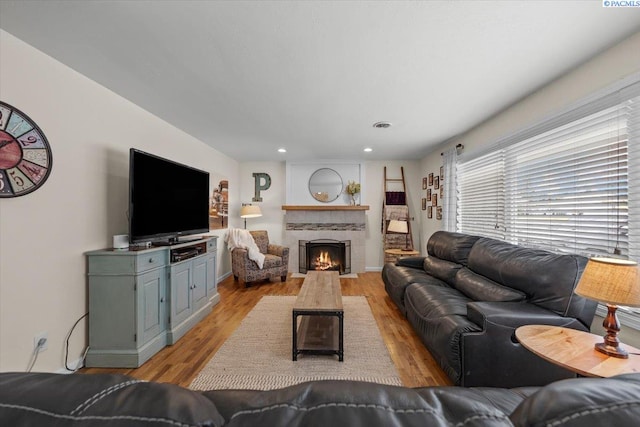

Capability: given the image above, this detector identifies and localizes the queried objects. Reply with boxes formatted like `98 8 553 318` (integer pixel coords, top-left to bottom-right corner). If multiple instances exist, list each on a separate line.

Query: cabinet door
138 269 167 345
170 261 192 326
192 257 208 311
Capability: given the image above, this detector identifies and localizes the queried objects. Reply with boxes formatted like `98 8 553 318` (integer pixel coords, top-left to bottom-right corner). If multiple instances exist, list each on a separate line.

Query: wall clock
0 101 52 198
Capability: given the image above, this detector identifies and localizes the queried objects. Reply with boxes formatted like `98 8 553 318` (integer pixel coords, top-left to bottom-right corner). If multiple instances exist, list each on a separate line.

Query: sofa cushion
0 372 225 427
427 231 481 265
510 373 640 427
467 237 588 318
454 268 526 302
204 379 514 427
382 263 449 314
423 257 462 285
405 284 471 319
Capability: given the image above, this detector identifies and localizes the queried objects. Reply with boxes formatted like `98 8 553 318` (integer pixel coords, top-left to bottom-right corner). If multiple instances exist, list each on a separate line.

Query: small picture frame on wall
436 206 443 220
434 176 440 189
428 173 434 186
422 177 427 190
428 206 433 219
422 198 427 210
432 193 437 206
427 188 432 201
440 186 444 198
440 166 444 178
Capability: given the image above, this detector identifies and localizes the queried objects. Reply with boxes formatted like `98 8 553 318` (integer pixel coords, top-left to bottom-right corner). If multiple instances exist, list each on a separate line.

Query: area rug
189 296 402 390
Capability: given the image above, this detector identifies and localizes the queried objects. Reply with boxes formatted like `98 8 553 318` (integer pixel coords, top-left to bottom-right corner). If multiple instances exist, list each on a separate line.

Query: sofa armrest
460 302 587 387
396 256 426 269
467 302 588 331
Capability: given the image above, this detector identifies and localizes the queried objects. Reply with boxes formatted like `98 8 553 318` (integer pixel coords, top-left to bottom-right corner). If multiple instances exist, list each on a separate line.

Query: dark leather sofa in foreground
382 231 598 387
1 372 640 426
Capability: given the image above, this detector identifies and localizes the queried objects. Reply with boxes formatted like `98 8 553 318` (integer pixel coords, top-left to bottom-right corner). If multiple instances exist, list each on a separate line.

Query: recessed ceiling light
373 121 392 128
278 148 287 153
364 147 373 152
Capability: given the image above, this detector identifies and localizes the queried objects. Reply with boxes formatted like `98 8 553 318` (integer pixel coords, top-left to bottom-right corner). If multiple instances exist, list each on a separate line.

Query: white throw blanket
225 227 265 269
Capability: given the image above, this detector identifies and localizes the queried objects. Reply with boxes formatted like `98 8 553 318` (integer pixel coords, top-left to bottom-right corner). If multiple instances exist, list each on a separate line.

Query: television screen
129 149 210 244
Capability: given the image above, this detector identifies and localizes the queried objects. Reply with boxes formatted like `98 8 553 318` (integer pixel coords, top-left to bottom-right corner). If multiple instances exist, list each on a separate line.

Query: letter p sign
252 173 271 202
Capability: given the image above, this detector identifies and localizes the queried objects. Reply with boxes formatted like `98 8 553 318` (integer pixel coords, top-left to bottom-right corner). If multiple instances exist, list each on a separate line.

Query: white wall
0 31 240 372
420 31 640 243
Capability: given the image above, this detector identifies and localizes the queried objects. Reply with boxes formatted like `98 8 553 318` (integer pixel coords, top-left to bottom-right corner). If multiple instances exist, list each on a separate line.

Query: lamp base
596 303 629 359
595 342 628 359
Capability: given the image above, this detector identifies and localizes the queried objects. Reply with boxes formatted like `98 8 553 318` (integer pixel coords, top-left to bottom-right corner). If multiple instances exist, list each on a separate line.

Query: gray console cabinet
86 236 218 367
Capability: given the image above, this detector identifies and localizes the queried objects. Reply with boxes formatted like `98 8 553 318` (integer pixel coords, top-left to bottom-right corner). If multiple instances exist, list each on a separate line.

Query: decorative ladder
382 166 414 263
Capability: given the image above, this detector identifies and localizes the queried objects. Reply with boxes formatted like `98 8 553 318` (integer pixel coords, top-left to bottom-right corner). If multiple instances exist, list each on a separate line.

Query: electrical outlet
34 331 48 351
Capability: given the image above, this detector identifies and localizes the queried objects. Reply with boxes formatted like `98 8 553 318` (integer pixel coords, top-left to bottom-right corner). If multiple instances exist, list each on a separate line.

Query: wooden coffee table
292 271 344 361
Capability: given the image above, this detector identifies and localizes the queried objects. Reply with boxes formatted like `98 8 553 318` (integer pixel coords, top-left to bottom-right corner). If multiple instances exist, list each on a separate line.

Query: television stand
84 236 219 368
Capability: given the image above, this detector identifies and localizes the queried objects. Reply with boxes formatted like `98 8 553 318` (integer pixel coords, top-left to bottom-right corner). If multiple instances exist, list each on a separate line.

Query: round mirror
309 168 343 203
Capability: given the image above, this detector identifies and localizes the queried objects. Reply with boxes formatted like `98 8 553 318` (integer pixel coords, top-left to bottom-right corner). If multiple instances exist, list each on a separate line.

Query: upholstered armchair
231 230 289 287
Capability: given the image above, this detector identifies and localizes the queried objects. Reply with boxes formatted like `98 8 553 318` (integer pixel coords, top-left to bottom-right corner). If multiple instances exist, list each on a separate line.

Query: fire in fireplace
299 239 351 274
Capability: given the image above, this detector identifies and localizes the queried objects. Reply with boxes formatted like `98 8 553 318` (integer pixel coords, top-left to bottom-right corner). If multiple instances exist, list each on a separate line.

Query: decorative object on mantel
309 167 343 203
345 180 361 205
0 101 53 198
240 203 262 229
574 257 640 358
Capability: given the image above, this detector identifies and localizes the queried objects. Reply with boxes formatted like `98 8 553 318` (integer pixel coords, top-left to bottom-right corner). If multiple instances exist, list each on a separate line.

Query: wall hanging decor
0 101 52 197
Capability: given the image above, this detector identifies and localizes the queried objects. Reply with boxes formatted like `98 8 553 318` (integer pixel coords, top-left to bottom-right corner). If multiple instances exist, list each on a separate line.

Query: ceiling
1 1 640 162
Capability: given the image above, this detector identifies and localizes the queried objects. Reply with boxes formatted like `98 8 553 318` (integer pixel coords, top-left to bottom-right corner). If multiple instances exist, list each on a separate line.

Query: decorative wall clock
0 101 52 198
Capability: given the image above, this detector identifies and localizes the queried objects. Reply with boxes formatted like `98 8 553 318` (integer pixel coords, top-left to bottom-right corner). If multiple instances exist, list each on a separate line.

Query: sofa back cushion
423 257 463 285
427 231 481 265
454 268 526 302
510 373 640 427
467 238 588 319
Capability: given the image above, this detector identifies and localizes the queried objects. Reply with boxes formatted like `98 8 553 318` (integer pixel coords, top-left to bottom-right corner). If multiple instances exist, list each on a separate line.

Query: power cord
64 313 89 372
26 338 47 372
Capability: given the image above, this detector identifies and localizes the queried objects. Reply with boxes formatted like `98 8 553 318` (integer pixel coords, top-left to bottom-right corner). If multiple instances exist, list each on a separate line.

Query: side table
516 324 640 378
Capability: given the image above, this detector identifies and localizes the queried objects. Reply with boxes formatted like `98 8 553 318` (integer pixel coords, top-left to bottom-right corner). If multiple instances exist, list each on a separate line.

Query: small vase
349 194 357 206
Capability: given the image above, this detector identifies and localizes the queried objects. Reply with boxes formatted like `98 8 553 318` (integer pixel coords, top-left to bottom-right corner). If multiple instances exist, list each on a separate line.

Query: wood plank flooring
82 272 452 388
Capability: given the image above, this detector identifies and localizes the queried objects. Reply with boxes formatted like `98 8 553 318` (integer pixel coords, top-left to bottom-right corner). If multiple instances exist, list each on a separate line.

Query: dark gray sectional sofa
382 231 597 387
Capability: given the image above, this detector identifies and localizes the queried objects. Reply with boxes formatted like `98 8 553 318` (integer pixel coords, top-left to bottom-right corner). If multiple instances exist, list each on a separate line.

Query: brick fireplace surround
282 205 369 274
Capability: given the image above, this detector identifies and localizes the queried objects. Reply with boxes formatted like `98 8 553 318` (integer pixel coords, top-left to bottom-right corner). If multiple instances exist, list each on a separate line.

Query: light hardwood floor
82 272 452 388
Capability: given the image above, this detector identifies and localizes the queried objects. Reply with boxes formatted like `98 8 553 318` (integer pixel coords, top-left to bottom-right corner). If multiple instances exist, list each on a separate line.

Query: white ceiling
1 1 640 162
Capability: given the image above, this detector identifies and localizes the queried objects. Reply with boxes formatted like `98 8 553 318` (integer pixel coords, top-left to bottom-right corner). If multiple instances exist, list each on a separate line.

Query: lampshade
575 257 640 307
240 205 262 219
387 220 408 234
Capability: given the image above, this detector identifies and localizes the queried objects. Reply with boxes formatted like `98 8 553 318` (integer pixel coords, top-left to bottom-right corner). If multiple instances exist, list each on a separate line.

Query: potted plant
345 181 361 205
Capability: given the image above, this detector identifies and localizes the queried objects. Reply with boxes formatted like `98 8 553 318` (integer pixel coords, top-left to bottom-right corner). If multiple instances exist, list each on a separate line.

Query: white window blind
458 95 638 258
504 103 629 256
457 150 505 240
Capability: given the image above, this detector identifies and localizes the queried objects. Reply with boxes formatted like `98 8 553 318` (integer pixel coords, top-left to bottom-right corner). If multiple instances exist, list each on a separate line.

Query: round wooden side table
516 324 640 378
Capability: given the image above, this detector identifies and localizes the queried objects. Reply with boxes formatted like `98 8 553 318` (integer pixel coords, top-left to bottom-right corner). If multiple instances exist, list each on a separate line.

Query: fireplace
299 239 351 274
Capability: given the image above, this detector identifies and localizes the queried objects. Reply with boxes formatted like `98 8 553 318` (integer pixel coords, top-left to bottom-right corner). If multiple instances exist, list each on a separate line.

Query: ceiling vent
373 121 392 129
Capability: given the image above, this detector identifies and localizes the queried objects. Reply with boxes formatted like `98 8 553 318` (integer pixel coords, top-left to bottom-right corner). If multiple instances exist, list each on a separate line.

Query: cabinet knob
148 258 154 263
160 297 165 303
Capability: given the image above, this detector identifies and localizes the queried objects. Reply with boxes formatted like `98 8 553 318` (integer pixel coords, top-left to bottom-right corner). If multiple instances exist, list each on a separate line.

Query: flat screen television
129 149 210 244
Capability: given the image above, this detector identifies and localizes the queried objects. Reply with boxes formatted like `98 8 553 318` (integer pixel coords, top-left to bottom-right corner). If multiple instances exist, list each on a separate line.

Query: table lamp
240 204 262 229
387 219 411 250
574 257 640 358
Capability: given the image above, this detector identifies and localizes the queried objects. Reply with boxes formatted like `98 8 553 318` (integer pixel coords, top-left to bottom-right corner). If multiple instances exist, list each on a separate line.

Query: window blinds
458 95 638 258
